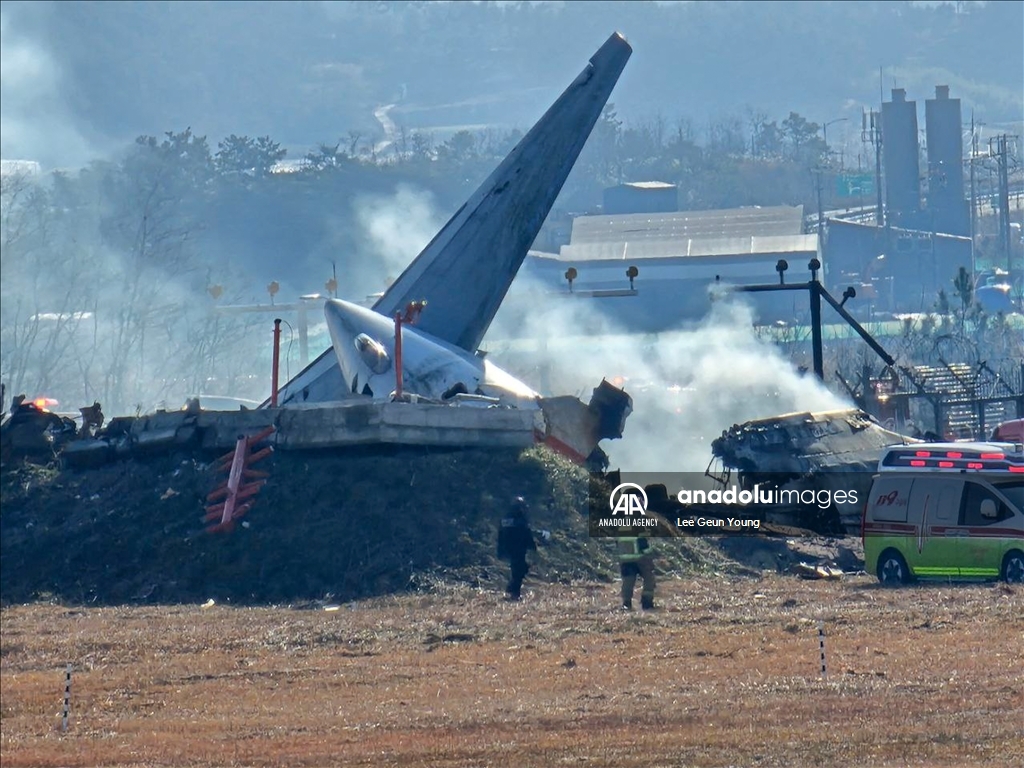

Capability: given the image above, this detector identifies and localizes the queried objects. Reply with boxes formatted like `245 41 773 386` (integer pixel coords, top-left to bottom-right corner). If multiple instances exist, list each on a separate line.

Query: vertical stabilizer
374 32 631 350
271 33 631 406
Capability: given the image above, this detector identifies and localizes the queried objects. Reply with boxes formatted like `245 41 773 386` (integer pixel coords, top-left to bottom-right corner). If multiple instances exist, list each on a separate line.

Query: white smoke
0 11 99 169
351 184 443 296
486 275 852 472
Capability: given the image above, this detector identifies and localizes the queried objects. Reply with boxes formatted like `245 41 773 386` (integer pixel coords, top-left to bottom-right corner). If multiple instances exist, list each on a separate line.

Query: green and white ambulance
862 442 1024 585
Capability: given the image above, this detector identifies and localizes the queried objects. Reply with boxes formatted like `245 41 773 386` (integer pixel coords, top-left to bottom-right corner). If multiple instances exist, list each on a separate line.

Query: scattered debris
0 395 77 460
710 408 916 532
794 562 844 580
78 402 105 438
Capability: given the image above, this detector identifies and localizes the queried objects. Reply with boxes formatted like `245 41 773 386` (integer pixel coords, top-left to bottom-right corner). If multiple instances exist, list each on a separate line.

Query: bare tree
0 170 96 404
95 130 213 411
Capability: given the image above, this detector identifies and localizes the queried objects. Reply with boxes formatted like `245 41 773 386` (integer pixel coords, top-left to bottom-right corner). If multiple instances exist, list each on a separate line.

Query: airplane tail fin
270 33 632 407
374 32 632 351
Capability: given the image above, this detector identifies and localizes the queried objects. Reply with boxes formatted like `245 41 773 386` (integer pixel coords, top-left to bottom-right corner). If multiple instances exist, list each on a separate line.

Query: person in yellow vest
617 531 655 610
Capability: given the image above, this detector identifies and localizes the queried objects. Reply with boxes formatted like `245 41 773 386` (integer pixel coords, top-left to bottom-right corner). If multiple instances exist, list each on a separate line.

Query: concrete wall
113 402 538 454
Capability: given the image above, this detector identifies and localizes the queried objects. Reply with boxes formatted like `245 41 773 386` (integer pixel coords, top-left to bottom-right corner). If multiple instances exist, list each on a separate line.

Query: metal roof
612 181 677 190
556 234 818 262
569 205 805 244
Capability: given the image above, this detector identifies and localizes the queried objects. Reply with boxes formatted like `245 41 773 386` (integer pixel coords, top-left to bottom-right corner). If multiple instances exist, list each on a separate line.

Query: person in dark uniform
497 496 537 600
617 528 656 610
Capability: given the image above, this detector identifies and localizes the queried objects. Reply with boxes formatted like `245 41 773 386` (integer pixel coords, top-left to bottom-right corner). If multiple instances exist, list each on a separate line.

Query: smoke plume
351 184 443 299
486 275 852 472
0 10 100 169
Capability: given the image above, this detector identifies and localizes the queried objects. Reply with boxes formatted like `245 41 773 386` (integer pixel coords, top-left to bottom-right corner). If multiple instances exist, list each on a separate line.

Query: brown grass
2 574 1022 767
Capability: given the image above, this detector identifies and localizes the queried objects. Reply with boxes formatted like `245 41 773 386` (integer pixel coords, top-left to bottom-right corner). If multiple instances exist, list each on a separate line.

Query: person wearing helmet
497 496 538 600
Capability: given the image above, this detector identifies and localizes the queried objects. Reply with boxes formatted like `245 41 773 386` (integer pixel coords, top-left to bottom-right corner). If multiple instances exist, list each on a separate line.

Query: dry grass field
2 574 1022 768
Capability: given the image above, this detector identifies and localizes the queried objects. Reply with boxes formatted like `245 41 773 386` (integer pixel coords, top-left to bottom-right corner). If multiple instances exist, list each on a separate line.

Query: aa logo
609 483 648 516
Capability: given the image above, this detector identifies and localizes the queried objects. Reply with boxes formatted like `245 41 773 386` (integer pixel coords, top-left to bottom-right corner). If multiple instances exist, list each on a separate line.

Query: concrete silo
925 85 968 237
882 88 921 230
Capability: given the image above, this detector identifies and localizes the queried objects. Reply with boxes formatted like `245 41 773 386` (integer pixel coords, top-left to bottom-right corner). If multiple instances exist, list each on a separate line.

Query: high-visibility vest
616 537 648 562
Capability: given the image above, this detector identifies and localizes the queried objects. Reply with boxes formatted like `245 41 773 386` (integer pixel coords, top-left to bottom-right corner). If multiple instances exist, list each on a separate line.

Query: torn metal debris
710 408 917 533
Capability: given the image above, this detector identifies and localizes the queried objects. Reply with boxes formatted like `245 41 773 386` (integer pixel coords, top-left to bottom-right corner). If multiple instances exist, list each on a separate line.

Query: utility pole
816 168 824 237
874 112 884 228
993 134 1012 271
822 117 849 166
969 113 977 266
863 110 884 226
817 117 848 228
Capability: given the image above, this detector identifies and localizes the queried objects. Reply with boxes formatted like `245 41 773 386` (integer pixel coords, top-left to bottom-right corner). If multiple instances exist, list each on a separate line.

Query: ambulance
862 442 1024 585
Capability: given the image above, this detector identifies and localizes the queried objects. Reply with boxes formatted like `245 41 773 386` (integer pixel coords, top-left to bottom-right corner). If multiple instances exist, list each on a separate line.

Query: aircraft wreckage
3 33 636 469
710 408 917 533
264 31 636 467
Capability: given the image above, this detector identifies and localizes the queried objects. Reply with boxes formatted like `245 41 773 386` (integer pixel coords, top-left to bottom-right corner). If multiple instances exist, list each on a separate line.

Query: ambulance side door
957 480 1020 579
907 477 963 577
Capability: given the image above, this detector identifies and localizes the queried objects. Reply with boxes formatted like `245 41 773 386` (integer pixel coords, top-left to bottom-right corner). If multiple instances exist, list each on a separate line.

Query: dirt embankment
1 446 749 606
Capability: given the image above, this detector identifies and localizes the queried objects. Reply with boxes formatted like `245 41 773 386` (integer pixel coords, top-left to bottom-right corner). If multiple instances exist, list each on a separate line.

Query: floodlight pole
809 261 824 380
722 259 896 382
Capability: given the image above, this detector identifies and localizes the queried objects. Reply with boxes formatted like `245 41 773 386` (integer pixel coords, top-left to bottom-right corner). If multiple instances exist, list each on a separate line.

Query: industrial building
840 86 976 239
877 84 976 239
823 219 972 316
512 205 975 337
823 86 998 315
505 83 1002 338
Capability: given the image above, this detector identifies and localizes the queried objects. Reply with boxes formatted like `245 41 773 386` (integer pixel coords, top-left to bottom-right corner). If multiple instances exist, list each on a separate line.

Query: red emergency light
883 444 1024 473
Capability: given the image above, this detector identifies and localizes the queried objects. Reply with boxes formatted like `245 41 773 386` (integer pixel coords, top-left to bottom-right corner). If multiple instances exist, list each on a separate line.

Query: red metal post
219 435 249 527
394 312 403 399
271 318 282 407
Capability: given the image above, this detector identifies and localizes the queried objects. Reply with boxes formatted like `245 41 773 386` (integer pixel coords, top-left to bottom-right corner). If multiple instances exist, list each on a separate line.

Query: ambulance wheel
1002 551 1024 584
877 550 911 586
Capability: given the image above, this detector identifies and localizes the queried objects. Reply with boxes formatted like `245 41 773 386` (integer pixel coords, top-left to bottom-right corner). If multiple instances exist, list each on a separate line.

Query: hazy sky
1 1 1021 170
